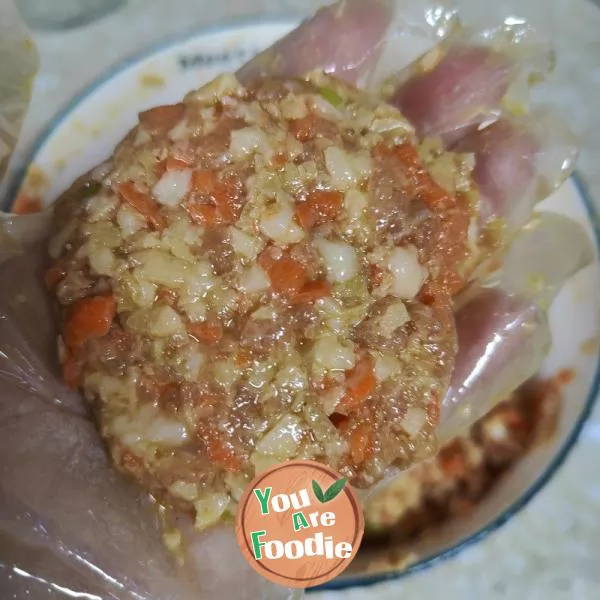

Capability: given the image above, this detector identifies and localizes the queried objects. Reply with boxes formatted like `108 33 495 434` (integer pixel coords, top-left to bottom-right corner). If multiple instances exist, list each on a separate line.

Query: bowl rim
4 15 599 592
2 14 306 211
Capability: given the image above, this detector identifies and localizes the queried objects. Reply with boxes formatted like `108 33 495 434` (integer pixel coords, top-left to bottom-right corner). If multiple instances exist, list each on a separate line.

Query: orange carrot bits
44 265 66 289
267 256 307 297
117 182 166 230
289 114 319 142
200 429 242 473
336 355 377 414
350 423 374 466
184 202 223 228
191 170 216 195
62 350 83 390
290 280 332 305
295 190 343 231
64 294 117 349
188 321 223 344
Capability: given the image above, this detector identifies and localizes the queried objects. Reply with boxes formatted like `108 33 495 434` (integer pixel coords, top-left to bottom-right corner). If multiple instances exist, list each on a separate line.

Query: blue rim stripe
5 18 600 592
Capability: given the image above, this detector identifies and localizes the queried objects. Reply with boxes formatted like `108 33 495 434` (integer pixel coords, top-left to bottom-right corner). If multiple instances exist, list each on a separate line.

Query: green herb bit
319 86 344 108
79 181 102 201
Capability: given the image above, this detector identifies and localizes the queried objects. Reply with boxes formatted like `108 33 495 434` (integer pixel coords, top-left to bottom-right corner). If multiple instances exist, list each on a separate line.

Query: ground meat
202 228 235 275
45 71 477 530
362 377 562 548
239 316 292 356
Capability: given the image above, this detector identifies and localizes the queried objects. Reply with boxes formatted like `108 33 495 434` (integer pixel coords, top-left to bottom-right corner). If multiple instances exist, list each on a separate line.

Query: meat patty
45 71 477 529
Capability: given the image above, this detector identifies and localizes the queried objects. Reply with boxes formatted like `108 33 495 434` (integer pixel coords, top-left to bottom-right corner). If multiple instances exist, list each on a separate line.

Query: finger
237 0 392 84
390 45 514 142
439 212 593 440
387 18 552 144
386 33 573 253
438 288 550 441
487 212 594 308
453 111 578 234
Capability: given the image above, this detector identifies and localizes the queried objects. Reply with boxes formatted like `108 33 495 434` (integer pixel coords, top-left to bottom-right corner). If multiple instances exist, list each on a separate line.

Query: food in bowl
363 376 563 552
45 70 485 527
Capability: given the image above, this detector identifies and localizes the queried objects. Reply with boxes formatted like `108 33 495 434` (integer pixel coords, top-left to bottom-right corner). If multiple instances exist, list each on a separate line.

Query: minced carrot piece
337 355 377 413
329 412 349 431
186 175 239 226
157 287 179 307
350 423 373 465
204 433 242 473
184 202 223 227
555 368 576 386
258 246 279 272
295 203 315 231
374 141 456 213
268 256 307 297
118 182 166 230
289 114 319 142
295 190 343 231
415 173 454 212
271 151 288 169
13 193 42 215
235 348 252 367
64 294 116 349
62 350 82 390
391 142 421 169
426 400 440 427
139 103 185 135
438 441 467 478
435 201 471 295
290 280 332 305
309 190 343 221
213 180 239 224
191 170 216 195
153 161 166 179
44 265 66 288
188 321 223 344
165 156 192 171
393 143 455 212
494 406 528 432
153 156 192 178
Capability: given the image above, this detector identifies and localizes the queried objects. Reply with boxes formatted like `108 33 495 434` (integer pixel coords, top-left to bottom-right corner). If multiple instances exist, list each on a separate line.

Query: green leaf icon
312 478 347 503
312 480 325 503
323 478 347 502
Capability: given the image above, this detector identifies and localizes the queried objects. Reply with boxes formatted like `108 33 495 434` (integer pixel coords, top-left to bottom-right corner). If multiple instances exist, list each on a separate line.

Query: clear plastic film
0 224 296 595
438 212 594 442
376 4 579 269
0 0 594 597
